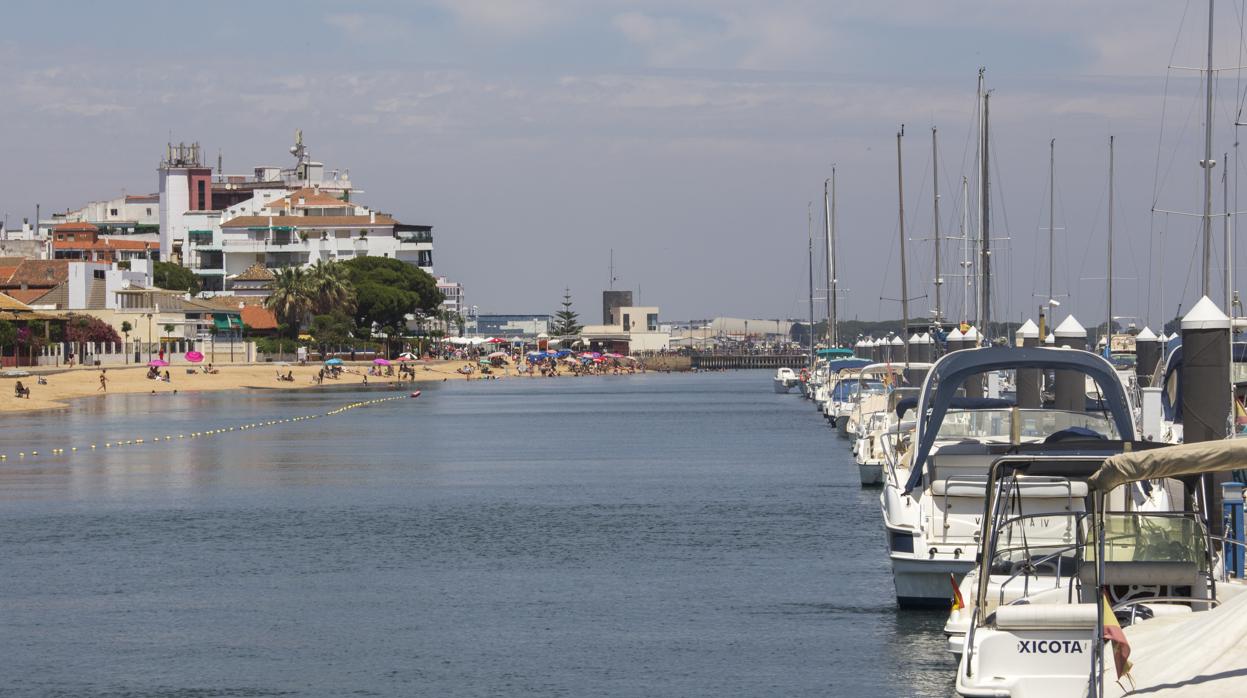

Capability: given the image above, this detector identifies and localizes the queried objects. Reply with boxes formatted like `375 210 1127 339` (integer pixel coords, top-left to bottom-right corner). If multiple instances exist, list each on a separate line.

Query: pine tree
551 287 582 336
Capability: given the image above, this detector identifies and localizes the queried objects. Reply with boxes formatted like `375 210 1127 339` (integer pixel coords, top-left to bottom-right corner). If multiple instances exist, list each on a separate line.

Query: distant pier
690 354 796 370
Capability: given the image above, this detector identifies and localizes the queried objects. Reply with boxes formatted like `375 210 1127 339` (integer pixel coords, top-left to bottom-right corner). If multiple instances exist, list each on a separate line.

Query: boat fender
410 391 421 398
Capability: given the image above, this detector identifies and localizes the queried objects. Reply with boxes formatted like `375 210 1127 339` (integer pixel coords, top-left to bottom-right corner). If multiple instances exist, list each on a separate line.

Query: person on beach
14 381 30 398
98 370 108 392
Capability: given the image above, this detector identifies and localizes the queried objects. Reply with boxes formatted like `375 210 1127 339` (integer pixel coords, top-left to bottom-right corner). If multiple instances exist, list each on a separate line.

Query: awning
1088 439 1247 491
212 313 240 331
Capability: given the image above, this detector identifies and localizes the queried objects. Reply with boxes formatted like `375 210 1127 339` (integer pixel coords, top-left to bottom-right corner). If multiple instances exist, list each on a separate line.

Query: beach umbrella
373 358 391 366
148 359 169 367
397 352 417 360
325 358 344 366
486 337 506 344
185 351 204 363
603 352 623 358
487 351 509 359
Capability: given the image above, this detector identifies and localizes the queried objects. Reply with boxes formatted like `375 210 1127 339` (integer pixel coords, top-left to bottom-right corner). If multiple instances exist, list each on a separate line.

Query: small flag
950 573 965 611
1101 591 1133 680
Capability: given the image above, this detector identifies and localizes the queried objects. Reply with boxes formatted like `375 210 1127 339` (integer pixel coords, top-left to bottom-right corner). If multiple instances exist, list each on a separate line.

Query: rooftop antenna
609 248 616 290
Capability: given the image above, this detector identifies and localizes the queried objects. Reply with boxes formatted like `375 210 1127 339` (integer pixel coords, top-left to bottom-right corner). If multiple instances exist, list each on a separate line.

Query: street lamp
146 313 153 363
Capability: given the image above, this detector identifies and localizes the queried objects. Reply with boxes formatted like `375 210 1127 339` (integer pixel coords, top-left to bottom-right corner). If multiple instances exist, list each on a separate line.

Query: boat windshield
1084 513 1208 571
833 380 884 401
934 408 1118 442
989 512 1083 576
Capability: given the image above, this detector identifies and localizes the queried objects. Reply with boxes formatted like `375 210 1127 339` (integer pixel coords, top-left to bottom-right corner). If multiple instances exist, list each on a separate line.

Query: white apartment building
159 134 434 292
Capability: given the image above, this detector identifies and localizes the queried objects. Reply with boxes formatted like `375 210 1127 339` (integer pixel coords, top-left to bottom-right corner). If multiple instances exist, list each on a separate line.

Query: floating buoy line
1 394 411 463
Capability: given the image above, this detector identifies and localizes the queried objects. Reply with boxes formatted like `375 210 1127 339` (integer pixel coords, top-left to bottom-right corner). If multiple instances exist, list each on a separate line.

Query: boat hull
858 462 883 486
890 556 975 609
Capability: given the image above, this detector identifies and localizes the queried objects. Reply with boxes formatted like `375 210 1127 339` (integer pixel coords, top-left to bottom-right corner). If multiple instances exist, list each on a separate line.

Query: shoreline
0 360 551 416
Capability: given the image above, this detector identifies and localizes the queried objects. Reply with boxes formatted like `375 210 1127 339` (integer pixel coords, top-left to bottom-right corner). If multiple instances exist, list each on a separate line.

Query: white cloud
433 0 565 36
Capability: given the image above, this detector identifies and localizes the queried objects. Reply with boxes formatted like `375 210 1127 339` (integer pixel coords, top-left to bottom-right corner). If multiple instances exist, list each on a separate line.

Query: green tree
310 310 356 352
265 267 314 337
307 259 356 315
341 257 440 335
0 319 15 358
153 261 201 295
550 288 582 336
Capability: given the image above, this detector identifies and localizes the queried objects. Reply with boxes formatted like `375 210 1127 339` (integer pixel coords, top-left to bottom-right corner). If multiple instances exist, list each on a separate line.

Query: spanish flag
950 573 965 611
1101 591 1133 680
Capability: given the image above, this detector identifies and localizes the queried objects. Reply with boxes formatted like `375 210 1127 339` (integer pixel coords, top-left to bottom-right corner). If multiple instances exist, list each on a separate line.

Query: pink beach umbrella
373 358 392 366
148 359 169 367
185 351 204 363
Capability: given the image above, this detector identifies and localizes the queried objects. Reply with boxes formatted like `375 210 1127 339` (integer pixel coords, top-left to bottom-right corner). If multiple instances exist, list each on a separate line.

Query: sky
0 1 1245 328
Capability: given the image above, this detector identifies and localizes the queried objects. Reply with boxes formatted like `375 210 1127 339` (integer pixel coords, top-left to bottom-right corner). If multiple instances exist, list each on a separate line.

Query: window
146 208 152 215
197 180 206 210
623 314 631 331
647 313 658 331
93 269 106 279
110 208 118 216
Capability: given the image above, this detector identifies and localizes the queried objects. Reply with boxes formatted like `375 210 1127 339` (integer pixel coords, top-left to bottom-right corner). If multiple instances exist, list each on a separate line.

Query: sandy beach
0 360 514 414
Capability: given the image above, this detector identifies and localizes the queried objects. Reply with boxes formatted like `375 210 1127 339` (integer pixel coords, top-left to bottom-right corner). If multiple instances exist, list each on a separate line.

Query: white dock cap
891 336 904 346
963 326 981 341
1044 332 1056 344
1054 315 1085 337
948 328 964 340
1016 319 1039 339
909 333 922 343
1135 326 1158 341
1181 295 1231 330
855 338 867 348
917 333 933 344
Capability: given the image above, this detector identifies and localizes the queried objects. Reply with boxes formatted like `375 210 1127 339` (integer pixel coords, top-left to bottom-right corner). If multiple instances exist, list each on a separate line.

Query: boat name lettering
1017 640 1084 654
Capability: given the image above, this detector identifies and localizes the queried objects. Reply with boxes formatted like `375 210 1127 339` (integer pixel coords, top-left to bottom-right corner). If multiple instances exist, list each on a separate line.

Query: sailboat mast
808 202 814 363
962 176 970 324
897 127 911 349
932 127 942 325
824 176 834 345
1049 138 1056 308
1226 152 1232 313
831 168 839 347
1202 0 1216 297
1108 135 1115 348
980 92 992 342
974 68 985 328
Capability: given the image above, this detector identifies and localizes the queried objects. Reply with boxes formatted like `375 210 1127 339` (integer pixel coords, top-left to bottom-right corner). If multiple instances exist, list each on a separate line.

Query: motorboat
773 366 800 393
880 346 1137 608
855 388 920 486
955 439 1247 697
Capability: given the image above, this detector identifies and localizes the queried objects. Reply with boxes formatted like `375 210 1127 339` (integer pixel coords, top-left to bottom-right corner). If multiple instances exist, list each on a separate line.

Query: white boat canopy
1087 439 1247 491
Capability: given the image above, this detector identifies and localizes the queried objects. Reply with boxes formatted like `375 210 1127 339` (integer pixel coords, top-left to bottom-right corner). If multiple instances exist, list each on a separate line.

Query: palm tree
120 320 132 363
265 266 314 336
307 260 355 315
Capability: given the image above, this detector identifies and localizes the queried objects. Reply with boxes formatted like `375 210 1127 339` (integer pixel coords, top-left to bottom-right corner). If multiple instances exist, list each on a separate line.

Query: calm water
0 371 953 697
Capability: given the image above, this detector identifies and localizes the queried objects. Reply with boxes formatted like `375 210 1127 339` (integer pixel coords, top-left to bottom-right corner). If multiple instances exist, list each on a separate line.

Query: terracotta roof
3 259 69 287
265 187 352 210
0 292 32 311
125 193 159 202
221 214 396 228
232 263 275 282
3 288 52 304
52 222 98 233
240 305 279 330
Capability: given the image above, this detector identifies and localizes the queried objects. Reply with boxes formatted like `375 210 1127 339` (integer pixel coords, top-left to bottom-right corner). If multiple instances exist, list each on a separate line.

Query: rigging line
1074 157 1110 323
1153 0 1194 210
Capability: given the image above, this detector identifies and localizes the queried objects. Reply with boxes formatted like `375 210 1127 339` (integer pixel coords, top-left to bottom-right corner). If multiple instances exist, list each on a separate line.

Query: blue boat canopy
904 347 1136 494
826 358 872 372
817 348 856 358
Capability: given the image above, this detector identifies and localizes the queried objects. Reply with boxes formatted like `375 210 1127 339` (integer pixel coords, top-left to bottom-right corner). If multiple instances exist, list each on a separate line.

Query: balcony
396 230 433 244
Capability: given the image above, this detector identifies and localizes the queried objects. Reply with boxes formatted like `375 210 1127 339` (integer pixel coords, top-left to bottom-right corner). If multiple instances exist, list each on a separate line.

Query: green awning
212 314 239 330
